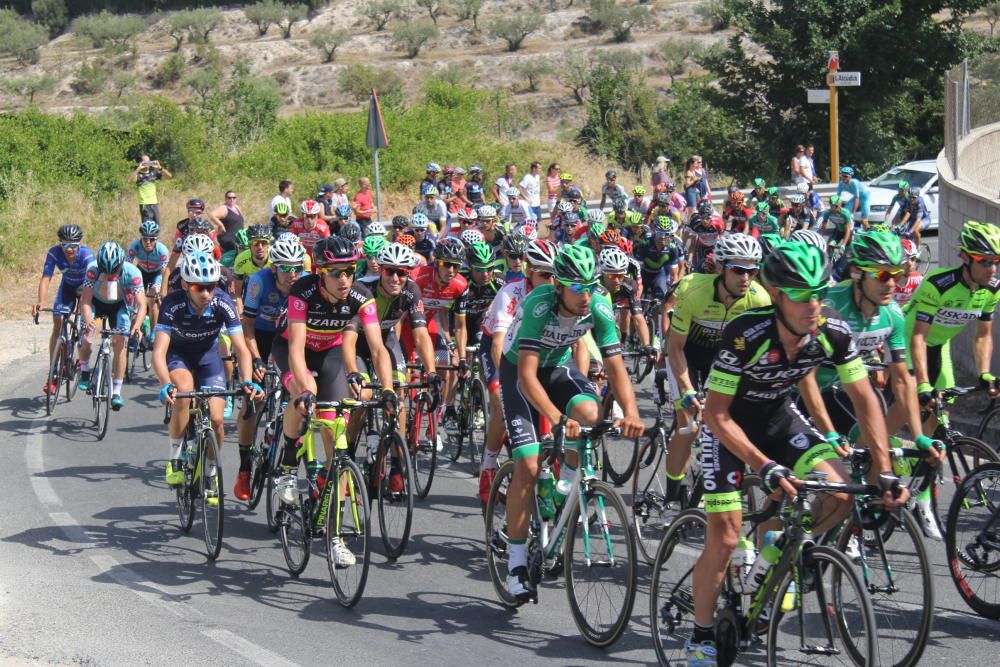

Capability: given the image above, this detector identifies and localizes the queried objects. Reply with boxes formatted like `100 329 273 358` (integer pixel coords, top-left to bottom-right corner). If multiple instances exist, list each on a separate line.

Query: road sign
826 71 861 87
807 88 830 104
365 89 389 149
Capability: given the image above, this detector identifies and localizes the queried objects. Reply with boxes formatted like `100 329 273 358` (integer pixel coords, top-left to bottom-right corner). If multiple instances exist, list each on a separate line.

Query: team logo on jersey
594 299 614 321
733 336 746 351
767 350 781 364
790 433 811 450
532 301 550 318
717 350 740 366
247 280 262 303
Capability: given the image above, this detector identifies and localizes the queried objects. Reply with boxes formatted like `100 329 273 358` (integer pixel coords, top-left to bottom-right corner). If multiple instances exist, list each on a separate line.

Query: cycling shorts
92 299 131 331
480 333 499 392
139 269 162 291
271 336 367 402
664 352 712 405
434 330 452 366
383 330 408 386
700 399 839 513
53 281 81 316
498 356 598 461
166 346 228 392
641 269 673 301
925 342 955 391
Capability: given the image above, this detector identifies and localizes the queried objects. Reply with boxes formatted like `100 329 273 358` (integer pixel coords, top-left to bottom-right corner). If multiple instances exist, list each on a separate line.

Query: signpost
365 89 389 222
828 51 839 178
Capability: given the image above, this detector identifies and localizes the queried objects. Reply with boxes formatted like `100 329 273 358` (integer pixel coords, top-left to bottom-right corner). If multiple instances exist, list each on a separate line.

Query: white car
864 159 939 231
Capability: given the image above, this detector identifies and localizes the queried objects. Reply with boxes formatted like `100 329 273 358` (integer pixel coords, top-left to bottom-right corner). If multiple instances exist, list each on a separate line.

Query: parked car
864 159 939 231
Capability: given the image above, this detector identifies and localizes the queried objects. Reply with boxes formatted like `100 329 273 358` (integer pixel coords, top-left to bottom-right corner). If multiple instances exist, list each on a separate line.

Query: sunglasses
461 221 477 226
561 282 599 294
189 283 216 294
436 260 461 269
276 264 303 274
725 263 759 275
320 266 356 279
779 286 829 303
506 253 524 260
382 267 409 278
532 270 554 280
864 268 905 282
969 254 1000 266
604 273 626 280
61 243 81 249
251 239 270 247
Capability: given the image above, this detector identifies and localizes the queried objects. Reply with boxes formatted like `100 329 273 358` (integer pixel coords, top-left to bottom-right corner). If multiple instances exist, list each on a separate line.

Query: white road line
25 416 61 507
201 629 300 667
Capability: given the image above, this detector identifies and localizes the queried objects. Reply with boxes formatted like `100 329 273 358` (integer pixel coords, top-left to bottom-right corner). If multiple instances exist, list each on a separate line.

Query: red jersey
291 218 331 257
893 272 924 308
409 264 469 335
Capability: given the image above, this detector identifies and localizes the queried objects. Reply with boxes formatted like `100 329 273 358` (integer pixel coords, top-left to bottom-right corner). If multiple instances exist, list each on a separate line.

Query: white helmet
506 187 520 198
525 239 558 270
460 229 485 246
796 181 810 195
182 234 215 257
713 233 762 263
377 242 418 269
270 235 306 264
598 247 630 274
457 208 479 221
365 221 386 236
790 229 828 253
789 194 806 205
180 251 221 283
518 224 539 241
411 212 430 229
557 200 573 213
476 205 496 218
588 209 607 225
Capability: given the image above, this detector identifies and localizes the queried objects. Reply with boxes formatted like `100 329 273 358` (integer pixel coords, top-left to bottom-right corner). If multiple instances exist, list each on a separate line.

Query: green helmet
762 241 831 289
829 195 842 206
959 220 1000 256
756 201 770 214
588 222 606 239
625 210 644 226
848 230 904 269
753 178 766 189
758 233 784 255
233 228 250 252
363 235 387 258
654 215 674 233
897 180 910 192
554 245 599 286
766 186 780 198
468 241 496 269
273 201 291 216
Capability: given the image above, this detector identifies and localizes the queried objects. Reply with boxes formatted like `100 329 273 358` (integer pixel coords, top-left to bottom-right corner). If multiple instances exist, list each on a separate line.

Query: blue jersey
837 179 870 207
127 239 170 274
414 235 437 262
83 261 145 306
42 245 95 286
156 289 242 357
638 237 684 272
244 267 296 333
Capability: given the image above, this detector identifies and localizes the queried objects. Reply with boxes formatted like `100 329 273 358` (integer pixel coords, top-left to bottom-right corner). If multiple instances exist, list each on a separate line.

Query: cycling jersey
463 277 504 334
669 273 771 359
502 284 622 367
819 208 854 239
281 276 377 352
156 289 241 357
599 278 642 315
83 262 144 306
290 218 331 256
748 213 780 235
837 179 870 217
42 245 95 286
481 278 530 337
373 280 428 332
780 209 816 232
638 237 684 272
410 265 468 335
499 202 535 226
127 239 169 288
815 281 906 391
466 180 486 205
413 234 437 261
893 272 923 307
244 268 292 333
233 250 271 283
904 265 1000 347
627 197 651 214
269 217 295 239
895 198 928 235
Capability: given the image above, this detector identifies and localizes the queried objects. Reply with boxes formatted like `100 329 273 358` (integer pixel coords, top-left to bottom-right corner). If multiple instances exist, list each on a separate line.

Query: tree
2 73 57 104
187 8 223 44
152 52 186 88
986 2 1000 38
167 11 192 50
560 53 592 104
203 64 282 146
245 0 283 36
31 0 67 38
694 0 731 31
590 0 650 42
277 3 308 38
362 0 406 31
184 68 222 108
0 10 49 64
594 48 643 78
578 63 659 172
427 62 468 85
71 59 109 95
451 0 484 31
656 37 703 85
338 63 405 109
73 11 147 51
393 19 439 58
415 0 445 25
110 71 136 100
511 58 554 92
487 15 544 52
309 26 352 62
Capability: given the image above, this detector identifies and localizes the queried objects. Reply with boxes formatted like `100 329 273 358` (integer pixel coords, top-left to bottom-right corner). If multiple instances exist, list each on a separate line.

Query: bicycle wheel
564 480 637 647
94 353 111 440
977 406 1000 444
917 242 931 274
199 429 224 561
945 462 1000 619
125 337 136 383
766 544 877 667
265 470 281 534
410 396 437 500
470 379 489 472
601 417 639 486
176 437 196 534
836 508 933 667
46 341 65 416
328 459 371 608
246 407 272 511
484 460 522 607
279 489 311 576
448 399 465 464
376 430 414 559
631 432 670 564
649 508 708 665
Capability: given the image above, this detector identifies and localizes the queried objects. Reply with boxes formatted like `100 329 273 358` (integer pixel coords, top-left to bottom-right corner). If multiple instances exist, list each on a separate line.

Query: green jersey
749 213 780 235
669 273 771 360
816 281 907 390
904 265 1000 347
820 208 854 235
502 284 621 367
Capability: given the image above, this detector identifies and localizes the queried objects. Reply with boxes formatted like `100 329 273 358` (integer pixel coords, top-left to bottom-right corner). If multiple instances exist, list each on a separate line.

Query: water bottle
537 467 556 520
141 315 150 337
553 477 573 507
731 536 756 592
747 531 783 593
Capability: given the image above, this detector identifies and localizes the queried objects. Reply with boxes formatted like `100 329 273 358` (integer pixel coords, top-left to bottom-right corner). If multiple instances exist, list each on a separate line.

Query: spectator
353 177 377 229
790 144 808 185
801 143 818 184
451 167 470 211
438 167 459 213
545 163 561 212
331 178 350 208
128 153 172 224
651 155 671 191
318 184 336 222
210 190 245 258
682 155 705 216
493 163 517 207
270 180 293 217
519 161 542 222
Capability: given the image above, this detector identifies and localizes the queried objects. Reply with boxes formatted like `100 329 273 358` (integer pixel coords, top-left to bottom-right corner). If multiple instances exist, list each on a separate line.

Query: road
2 334 998 666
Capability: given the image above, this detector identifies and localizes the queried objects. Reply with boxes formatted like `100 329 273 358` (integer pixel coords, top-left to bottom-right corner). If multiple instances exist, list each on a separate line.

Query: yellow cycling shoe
165 460 185 486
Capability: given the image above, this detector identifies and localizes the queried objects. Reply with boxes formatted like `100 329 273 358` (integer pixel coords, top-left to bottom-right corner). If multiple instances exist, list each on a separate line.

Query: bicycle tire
46 341 64 416
247 405 275 510
836 508 933 667
448 399 464 464
279 491 311 577
631 431 670 565
94 352 111 440
945 436 1000 506
265 471 281 534
468 380 487 471
328 459 371 608
564 479 637 647
199 429 224 561
176 436 196 534
64 339 79 403
125 337 136 383
410 396 438 500
601 417 639 486
484 461 523 607
766 544 877 667
140 339 150 371
376 429 413 559
945 462 1000 619
917 243 932 275
649 508 708 666
977 406 1000 445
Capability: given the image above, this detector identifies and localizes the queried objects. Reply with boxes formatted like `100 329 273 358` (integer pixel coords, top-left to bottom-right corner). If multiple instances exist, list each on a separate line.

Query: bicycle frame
299 404 363 534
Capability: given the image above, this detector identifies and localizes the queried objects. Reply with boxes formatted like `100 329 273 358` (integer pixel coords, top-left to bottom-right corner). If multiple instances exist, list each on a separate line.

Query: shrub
338 63 405 108
2 73 57 104
594 48 644 79
169 8 222 47
71 60 109 95
656 37 703 84
73 11 147 51
183 68 222 108
415 0 445 25
110 71 136 101
0 10 49 65
393 19 439 58
31 0 68 38
427 62 468 86
511 58 554 92
362 0 407 31
203 66 282 146
245 0 284 36
153 53 186 88
590 0 650 42
451 0 484 30
309 26 353 62
487 15 544 52
694 0 731 31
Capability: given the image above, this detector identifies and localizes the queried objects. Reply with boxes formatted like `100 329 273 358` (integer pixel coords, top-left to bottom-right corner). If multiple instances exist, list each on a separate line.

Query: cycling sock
80 360 91 372
915 485 931 503
508 540 527 571
112 378 123 395
281 434 299 468
482 447 500 471
666 471 686 502
238 445 252 472
168 437 182 461
558 462 576 486
692 622 714 643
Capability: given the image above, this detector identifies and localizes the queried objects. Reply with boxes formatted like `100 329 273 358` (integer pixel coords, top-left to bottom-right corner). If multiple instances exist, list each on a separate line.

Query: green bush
31 0 68 37
309 26 352 62
71 60 109 95
244 0 283 36
1 73 57 104
694 0 731 31
152 53 186 88
451 0 483 30
393 19 439 58
277 3 307 38
0 9 49 64
487 15 544 51
338 63 405 109
511 58 554 92
590 0 650 42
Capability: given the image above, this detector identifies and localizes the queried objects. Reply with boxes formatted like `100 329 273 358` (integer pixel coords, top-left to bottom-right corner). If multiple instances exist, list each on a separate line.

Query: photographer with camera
128 154 172 224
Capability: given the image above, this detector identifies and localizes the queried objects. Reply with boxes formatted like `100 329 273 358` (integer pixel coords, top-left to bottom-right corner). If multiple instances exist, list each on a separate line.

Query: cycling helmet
796 181 810 194
766 186 781 199
714 233 762 264
139 220 160 238
269 235 306 264
598 246 630 274
612 196 628 212
96 241 125 274
519 224 539 241
599 227 622 247
848 230 904 269
554 245 599 286
301 199 322 216
664 181 676 192
588 222 607 239
654 215 677 235
617 238 634 255
632 185 646 196
762 241 831 289
362 235 387 258
180 251 221 284
434 237 466 263
959 220 1000 257
753 178 766 189
755 202 770 214
182 233 215 256
461 228 486 246
501 233 528 256
562 212 581 226
58 224 84 243
468 242 496 270
556 201 573 213
907 187 920 199
900 238 919 260
188 216 213 234
727 185 739 196
186 198 205 211
423 186 440 197
410 212 430 229
731 191 745 204
655 191 670 205
456 208 478 222
233 228 250 251
589 209 607 225
340 221 362 243
247 224 271 240
365 221 387 236
758 233 784 256
625 211 644 226
870 223 891 233
469 164 483 174
559 172 574 181
506 187 520 198
697 199 714 218
397 233 416 248
335 204 352 219
525 239 558 270
840 166 855 176
426 162 441 172
378 242 418 268
789 229 827 254
789 194 806 205
313 235 360 267
605 170 617 180
272 201 291 216
477 204 497 219
897 180 910 192
391 215 410 229
566 187 583 202
829 195 842 206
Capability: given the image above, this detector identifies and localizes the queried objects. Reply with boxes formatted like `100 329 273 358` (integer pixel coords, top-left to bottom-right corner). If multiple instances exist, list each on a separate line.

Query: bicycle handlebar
163 388 256 424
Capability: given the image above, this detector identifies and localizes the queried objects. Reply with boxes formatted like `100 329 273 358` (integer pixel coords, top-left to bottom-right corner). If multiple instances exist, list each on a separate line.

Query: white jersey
480 277 531 337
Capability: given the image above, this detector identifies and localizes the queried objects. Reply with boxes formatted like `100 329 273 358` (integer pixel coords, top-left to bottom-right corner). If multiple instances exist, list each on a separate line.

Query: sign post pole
365 89 390 222
828 51 839 179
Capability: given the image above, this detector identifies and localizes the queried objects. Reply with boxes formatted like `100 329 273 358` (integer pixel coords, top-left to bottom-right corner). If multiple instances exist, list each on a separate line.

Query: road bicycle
125 314 151 383
438 351 488 471
399 366 443 499
164 388 252 560
245 367 283 512
89 321 131 440
485 420 638 647
34 306 83 415
945 461 1000 619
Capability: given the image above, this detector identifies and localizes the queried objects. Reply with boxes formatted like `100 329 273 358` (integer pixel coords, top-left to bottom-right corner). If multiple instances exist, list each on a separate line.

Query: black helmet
186 198 205 210
187 216 213 233
612 195 628 212
502 233 528 256
247 224 271 240
605 170 617 180
313 236 360 268
434 237 465 263
58 224 83 243
391 215 410 229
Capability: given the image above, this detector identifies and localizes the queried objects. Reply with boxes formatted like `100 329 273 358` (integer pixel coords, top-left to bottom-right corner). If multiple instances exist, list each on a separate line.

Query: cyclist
357 235 387 288
627 186 650 215
79 242 147 410
465 165 487 209
500 245 644 601
890 187 930 247
765 186 783 213
747 201 780 237
232 225 273 307
127 221 170 341
818 195 855 279
686 241 908 665
597 246 653 351
779 193 816 235
166 234 228 293
500 234 528 282
174 198 222 240
499 188 535 228
663 234 769 516
893 239 924 307
463 242 504 340
906 220 1000 429
291 199 331 259
414 186 449 234
34 224 95 392
646 191 683 228
168 214 220 277
476 205 505 250
837 166 871 228
154 252 260 492
748 177 768 205
268 201 295 239
886 179 910 222
410 212 437 261
639 217 685 299
723 190 752 233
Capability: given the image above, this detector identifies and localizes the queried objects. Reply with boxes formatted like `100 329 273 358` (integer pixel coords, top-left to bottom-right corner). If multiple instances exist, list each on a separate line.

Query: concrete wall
936 121 1000 382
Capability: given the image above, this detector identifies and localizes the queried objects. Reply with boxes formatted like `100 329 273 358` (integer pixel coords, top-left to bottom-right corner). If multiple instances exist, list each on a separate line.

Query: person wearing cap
493 163 517 207
519 161 542 222
651 155 671 191
421 162 441 197
353 177 377 230
270 179 293 218
318 184 337 222
331 177 350 209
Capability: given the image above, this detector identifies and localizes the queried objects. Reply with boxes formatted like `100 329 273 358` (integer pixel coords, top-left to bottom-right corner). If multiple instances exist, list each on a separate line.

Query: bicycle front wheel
601 423 639 486
328 459 371 608
917 242 932 274
484 460 522 607
199 429 224 561
246 408 271 511
766 544 877 667
945 462 1000 619
410 398 437 500
564 480 637 647
279 490 311 576
468 380 488 470
176 437 196 534
630 432 670 565
977 406 1000 444
94 354 111 440
376 430 414 559
46 341 65 416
